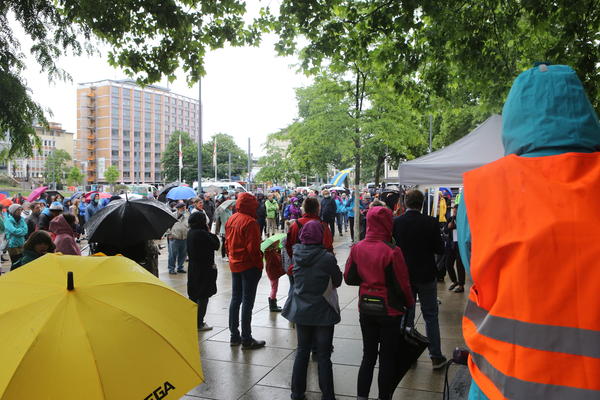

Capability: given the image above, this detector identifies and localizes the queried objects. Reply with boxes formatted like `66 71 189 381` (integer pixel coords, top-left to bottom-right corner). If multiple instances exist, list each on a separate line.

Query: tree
202 133 248 180
2 0 259 158
44 149 71 185
161 131 198 183
66 166 84 186
255 129 302 185
104 165 120 189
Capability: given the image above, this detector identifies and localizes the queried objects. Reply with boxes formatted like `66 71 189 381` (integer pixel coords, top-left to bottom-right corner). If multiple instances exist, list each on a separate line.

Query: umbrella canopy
45 190 63 199
0 198 12 207
157 182 181 202
26 186 48 202
261 233 287 252
84 191 98 201
330 186 347 192
0 191 9 197
86 198 177 246
69 192 84 201
166 186 197 201
0 193 6 201
269 186 284 191
0 253 203 399
215 199 235 216
97 192 112 199
202 185 221 195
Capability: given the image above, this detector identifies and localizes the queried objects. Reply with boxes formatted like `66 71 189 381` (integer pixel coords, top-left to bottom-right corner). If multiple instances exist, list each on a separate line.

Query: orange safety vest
463 152 600 400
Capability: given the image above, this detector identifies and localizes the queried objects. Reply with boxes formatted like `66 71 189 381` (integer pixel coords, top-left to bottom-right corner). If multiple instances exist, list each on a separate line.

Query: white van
193 181 247 193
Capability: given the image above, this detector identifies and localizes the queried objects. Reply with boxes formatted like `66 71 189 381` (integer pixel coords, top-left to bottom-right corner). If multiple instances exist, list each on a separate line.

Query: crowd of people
160 185 463 400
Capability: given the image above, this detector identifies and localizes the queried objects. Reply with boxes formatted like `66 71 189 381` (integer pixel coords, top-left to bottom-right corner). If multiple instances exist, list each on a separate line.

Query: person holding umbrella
167 202 189 275
187 211 220 331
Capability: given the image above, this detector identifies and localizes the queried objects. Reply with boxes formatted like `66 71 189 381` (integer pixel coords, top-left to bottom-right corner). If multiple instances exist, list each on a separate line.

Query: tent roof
398 115 504 185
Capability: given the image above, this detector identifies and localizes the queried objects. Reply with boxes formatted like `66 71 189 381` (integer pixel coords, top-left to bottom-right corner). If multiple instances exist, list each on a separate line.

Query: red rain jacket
225 193 263 273
344 206 414 316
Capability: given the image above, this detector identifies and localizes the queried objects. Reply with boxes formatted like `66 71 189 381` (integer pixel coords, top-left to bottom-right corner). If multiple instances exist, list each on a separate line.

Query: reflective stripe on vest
463 153 600 399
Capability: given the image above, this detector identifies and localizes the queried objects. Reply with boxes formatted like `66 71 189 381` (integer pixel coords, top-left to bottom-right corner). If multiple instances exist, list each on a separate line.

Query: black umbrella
157 182 181 203
85 198 177 246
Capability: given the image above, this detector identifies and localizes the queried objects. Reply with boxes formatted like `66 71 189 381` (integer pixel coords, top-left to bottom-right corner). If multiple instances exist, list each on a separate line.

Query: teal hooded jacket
457 64 600 400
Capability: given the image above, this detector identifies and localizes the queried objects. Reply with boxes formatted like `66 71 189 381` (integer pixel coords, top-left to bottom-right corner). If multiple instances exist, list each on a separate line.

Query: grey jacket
282 243 342 326
168 210 189 240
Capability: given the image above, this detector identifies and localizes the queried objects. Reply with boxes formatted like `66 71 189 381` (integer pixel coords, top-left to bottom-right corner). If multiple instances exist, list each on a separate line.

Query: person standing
190 197 209 223
203 193 216 231
187 211 220 331
392 189 447 369
344 206 414 400
458 64 600 400
226 192 265 349
444 205 465 293
38 202 63 231
49 214 80 255
4 204 28 264
265 193 279 237
217 202 233 261
286 197 334 261
320 189 337 239
256 193 267 237
84 194 101 222
25 201 42 238
334 191 346 237
167 202 189 274
283 220 342 400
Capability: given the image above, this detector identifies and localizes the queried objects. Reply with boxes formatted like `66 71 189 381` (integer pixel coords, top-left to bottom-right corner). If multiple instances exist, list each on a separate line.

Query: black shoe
177 269 186 274
453 285 465 293
432 356 448 370
448 283 458 291
198 323 213 331
242 338 266 350
230 337 242 346
168 270 177 275
268 297 282 312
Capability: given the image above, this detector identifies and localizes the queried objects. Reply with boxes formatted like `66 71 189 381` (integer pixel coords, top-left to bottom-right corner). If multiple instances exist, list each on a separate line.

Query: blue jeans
168 239 187 272
292 325 335 400
405 280 443 358
229 267 262 341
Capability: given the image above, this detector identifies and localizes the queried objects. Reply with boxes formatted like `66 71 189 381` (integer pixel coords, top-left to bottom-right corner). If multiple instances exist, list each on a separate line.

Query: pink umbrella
97 192 113 199
26 186 48 202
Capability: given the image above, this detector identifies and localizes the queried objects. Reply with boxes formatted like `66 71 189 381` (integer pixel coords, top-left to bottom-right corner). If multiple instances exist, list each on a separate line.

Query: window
144 121 151 131
122 89 130 99
111 95 119 105
123 172 130 178
123 129 130 138
145 172 151 178
134 131 140 138
123 140 130 148
111 129 119 138
144 162 151 169
112 160 119 167
111 150 119 157
111 106 119 116
111 117 119 128
123 108 130 118
144 143 151 150
144 151 151 159
123 161 130 169
155 152 161 160
154 123 160 133
134 90 141 100
111 87 120 96
123 118 131 129
144 132 151 140
123 151 130 160
123 98 130 107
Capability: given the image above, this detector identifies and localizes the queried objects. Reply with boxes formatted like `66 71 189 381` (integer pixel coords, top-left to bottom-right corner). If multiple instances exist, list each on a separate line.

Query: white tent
398 114 504 185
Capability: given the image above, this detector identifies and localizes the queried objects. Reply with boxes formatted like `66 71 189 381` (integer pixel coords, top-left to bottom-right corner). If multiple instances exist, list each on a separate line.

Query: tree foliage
44 149 71 184
2 0 259 158
104 165 119 185
66 166 84 186
202 133 248 180
161 131 198 184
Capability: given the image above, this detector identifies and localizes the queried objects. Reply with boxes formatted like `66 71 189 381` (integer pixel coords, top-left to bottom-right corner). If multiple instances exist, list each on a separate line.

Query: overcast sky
16 2 310 156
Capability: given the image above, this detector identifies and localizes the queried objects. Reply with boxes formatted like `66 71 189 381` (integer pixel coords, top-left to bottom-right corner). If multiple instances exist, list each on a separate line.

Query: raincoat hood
236 192 258 219
299 220 323 245
49 214 73 236
502 64 600 157
365 206 393 242
292 243 326 268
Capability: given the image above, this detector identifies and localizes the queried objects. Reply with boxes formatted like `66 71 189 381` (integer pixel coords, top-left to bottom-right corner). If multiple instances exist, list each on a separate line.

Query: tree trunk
374 155 384 187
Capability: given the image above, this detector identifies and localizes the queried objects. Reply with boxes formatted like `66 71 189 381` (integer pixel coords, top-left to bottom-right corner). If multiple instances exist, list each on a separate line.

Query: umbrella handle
67 271 74 291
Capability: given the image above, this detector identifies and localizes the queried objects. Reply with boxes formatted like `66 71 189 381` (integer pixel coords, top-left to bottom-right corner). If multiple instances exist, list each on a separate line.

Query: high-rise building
10 122 75 182
76 79 199 184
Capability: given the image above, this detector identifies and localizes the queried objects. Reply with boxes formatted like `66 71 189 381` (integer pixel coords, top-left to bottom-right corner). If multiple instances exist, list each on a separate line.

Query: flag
178 135 183 169
212 139 217 168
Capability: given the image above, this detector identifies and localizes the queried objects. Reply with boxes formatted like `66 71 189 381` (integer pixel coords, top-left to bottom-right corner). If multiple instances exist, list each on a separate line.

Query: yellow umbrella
0 254 203 400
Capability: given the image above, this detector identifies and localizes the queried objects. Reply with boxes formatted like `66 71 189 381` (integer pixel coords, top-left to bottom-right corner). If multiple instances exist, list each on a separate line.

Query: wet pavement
0 231 469 400
161 232 469 400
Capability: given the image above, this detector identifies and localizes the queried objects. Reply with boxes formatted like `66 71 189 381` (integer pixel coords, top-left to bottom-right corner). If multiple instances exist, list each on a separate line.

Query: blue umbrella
69 192 84 201
269 186 283 191
166 186 197 200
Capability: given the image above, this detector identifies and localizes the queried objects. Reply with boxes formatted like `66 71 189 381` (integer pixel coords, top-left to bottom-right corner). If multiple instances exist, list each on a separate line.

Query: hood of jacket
502 64 600 157
293 243 325 267
236 192 258 219
365 206 393 242
299 220 323 245
49 214 73 236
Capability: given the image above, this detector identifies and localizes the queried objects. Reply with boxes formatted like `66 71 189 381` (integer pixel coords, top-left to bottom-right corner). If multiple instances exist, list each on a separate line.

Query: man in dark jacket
38 201 63 231
203 193 216 230
255 193 266 237
319 189 337 238
392 189 446 369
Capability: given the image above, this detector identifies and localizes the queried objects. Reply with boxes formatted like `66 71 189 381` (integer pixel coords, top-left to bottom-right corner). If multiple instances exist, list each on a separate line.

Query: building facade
76 79 199 184
10 122 75 182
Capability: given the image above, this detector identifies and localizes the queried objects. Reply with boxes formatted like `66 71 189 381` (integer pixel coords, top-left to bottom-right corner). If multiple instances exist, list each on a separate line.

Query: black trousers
357 313 402 400
445 242 466 285
349 216 355 241
196 297 209 327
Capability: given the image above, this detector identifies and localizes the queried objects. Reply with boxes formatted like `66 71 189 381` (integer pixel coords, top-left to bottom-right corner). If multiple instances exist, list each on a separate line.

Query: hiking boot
432 356 448 370
242 338 266 350
269 297 282 312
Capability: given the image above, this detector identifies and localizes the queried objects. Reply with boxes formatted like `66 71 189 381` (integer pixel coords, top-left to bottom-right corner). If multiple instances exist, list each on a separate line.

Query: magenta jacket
49 214 81 256
344 206 414 317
